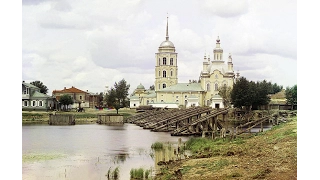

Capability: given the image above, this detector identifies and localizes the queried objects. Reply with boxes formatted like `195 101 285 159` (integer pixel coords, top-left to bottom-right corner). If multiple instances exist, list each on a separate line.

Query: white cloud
22 0 297 95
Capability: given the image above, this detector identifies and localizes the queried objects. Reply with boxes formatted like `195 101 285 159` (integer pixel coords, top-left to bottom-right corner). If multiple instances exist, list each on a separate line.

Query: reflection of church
130 17 239 109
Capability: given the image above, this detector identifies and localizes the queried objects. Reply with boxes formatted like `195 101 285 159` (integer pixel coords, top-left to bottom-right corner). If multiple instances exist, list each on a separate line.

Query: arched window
39 101 43 107
215 83 218 91
163 57 166 65
170 58 173 65
206 83 210 91
163 71 166 77
171 71 173 76
159 58 160 66
163 84 166 88
159 71 160 76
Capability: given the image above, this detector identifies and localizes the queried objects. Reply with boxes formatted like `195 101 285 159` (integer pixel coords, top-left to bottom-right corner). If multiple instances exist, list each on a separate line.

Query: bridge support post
212 130 215 140
260 122 263 132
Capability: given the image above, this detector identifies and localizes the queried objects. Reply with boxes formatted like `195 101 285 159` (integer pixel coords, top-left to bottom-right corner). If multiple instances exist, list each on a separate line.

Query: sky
20 0 297 95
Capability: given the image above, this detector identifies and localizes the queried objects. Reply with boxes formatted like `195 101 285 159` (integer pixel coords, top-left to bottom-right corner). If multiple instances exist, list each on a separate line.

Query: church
130 17 239 109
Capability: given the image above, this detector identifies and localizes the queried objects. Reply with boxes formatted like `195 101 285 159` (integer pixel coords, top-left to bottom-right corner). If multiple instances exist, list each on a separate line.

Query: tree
218 85 232 108
272 83 283 94
252 80 271 109
285 85 297 109
231 77 255 111
97 92 104 106
30 80 48 94
59 94 74 111
105 79 130 114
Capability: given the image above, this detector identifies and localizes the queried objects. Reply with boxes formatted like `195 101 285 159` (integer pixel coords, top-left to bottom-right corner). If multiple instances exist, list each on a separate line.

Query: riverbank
22 108 137 124
154 116 297 180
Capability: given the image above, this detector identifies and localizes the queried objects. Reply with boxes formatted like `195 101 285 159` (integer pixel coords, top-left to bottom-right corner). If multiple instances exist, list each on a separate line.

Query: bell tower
155 16 178 91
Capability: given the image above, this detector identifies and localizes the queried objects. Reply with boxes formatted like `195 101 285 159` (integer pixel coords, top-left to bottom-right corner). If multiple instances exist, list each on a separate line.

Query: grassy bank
155 117 297 180
22 108 137 123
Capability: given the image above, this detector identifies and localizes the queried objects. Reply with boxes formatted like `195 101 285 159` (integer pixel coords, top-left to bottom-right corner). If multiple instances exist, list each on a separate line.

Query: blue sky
20 0 297 95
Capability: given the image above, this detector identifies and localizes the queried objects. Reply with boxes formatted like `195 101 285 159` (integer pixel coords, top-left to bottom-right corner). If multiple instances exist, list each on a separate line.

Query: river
22 123 190 180
22 121 273 180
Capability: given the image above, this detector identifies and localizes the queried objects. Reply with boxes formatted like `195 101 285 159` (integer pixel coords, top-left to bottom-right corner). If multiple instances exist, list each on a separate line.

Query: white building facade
130 17 238 109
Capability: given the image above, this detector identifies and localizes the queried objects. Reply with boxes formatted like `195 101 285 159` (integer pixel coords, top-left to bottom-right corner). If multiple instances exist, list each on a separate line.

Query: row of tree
29 77 296 113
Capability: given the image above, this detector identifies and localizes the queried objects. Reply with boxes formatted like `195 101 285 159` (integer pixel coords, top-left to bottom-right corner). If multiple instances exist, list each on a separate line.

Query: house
22 81 56 111
52 86 99 109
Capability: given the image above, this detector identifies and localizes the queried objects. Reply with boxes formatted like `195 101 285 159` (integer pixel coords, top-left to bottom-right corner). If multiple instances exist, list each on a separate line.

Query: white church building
130 17 238 109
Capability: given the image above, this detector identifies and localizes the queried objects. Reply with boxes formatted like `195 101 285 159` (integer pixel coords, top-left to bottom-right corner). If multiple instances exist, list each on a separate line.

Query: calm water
22 121 272 180
22 123 190 180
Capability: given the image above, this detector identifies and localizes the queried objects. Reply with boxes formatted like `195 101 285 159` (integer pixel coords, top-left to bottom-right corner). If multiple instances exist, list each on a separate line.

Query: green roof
32 91 51 98
158 83 204 92
22 82 40 89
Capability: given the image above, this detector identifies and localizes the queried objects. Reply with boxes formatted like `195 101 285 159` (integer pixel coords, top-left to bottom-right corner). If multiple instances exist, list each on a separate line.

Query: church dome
207 63 227 75
159 40 175 48
137 83 145 90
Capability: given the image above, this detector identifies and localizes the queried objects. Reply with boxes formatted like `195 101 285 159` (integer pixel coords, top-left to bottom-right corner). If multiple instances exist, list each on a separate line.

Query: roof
212 94 222 99
22 82 40 89
158 83 205 92
130 95 139 100
159 40 175 48
52 86 87 94
32 91 51 98
137 83 145 89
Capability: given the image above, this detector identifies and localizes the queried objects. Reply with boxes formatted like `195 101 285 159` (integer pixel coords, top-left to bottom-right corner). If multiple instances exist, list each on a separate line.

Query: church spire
166 14 169 41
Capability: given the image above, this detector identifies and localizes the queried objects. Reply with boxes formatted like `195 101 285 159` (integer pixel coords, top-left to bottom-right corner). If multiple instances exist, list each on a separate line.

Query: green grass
130 167 152 179
151 142 164 150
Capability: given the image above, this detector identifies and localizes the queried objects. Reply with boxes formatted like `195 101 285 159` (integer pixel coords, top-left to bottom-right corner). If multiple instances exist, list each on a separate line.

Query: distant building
22 81 56 111
52 86 99 109
130 17 239 109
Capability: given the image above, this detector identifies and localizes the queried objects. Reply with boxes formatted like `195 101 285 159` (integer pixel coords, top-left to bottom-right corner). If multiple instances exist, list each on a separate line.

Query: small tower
213 36 223 62
228 53 234 73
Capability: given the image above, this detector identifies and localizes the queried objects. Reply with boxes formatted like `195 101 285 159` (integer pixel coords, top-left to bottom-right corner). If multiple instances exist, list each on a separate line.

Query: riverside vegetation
22 108 297 179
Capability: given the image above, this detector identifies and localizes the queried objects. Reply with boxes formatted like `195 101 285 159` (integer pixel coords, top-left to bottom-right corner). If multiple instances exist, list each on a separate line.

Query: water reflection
22 123 189 180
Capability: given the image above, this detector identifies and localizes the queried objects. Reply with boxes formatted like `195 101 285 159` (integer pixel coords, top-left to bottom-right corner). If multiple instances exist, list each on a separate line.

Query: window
163 57 166 65
134 104 136 107
39 101 43 107
32 100 36 107
80 96 82 100
159 71 160 76
159 58 160 65
161 100 164 102
147 100 149 105
170 58 173 65
151 100 154 103
185 95 187 98
163 71 166 77
171 71 173 77
163 84 166 88
176 96 179 98
206 83 210 91
24 101 28 107
215 83 218 91
176 100 179 102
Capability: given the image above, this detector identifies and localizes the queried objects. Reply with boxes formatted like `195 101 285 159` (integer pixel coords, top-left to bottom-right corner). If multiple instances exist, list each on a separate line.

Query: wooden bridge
171 108 228 136
126 107 276 137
